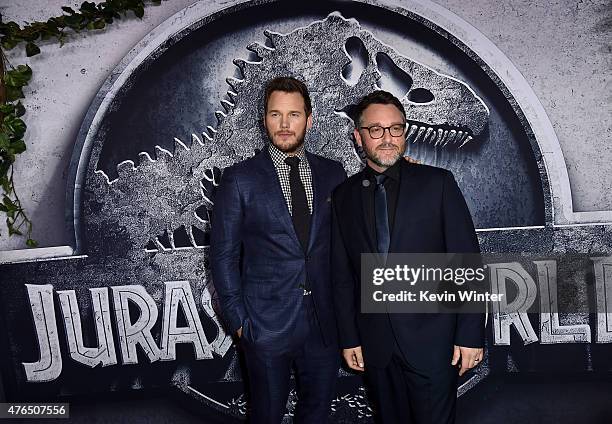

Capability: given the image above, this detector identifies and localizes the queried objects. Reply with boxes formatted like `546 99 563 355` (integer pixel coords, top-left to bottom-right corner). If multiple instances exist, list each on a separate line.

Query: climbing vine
0 0 164 246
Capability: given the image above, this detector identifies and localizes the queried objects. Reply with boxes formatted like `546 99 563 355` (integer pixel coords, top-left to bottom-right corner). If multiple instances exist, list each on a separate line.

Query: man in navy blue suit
332 91 485 423
210 77 346 423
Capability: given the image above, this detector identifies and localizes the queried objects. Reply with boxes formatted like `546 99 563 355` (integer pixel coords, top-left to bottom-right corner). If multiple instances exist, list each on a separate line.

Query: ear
306 114 313 130
353 128 362 147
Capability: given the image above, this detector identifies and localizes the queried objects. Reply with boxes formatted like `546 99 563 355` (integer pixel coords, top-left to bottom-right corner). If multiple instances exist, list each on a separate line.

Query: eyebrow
267 109 304 114
362 121 405 126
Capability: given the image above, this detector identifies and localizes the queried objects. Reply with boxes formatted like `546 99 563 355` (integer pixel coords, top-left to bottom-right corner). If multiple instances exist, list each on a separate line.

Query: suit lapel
257 150 302 248
389 160 417 253
358 171 377 253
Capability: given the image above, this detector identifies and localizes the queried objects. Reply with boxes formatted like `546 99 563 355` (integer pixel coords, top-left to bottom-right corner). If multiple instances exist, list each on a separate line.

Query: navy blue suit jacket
211 148 346 353
332 160 485 369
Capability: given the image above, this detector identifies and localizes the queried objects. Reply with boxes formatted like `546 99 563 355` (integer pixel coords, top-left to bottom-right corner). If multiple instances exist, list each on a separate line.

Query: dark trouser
242 296 339 424
365 339 458 424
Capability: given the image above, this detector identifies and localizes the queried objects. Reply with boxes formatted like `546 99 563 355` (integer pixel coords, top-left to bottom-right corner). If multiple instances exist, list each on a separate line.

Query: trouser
365 337 458 424
242 296 339 424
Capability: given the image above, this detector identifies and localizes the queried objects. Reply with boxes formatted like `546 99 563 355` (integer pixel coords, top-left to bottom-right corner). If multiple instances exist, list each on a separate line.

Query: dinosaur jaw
405 122 476 148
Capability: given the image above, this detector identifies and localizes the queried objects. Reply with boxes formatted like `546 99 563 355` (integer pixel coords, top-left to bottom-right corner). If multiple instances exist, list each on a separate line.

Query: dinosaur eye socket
375 52 413 98
407 88 434 104
342 36 368 87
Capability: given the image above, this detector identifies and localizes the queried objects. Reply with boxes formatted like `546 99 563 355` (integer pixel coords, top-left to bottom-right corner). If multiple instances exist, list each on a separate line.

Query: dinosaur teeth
414 126 426 143
435 129 447 147
423 127 433 143
459 135 473 148
406 125 418 143
444 130 457 146
436 130 445 146
405 125 475 148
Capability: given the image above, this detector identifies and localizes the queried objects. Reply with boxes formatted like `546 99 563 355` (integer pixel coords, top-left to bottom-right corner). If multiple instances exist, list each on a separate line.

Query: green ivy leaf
1 37 18 50
26 238 38 248
0 204 7 212
10 139 26 154
0 104 15 114
5 86 24 102
14 102 26 117
4 116 27 138
8 225 23 236
4 72 28 88
133 6 145 19
2 195 18 212
25 41 41 57
93 20 105 30
0 175 9 193
0 133 9 150
7 65 32 86
80 2 98 14
62 6 76 15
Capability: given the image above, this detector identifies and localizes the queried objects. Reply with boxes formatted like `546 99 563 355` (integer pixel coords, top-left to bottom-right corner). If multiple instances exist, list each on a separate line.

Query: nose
280 116 289 129
381 127 393 143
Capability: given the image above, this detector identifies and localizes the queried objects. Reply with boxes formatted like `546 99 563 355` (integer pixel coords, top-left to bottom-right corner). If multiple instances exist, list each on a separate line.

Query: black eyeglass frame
358 124 407 139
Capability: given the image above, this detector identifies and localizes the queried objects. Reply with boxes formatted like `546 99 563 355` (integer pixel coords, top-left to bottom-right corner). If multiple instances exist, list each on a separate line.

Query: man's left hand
451 345 483 376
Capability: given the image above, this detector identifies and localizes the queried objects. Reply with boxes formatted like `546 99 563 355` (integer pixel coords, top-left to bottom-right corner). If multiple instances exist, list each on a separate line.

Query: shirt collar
268 142 307 167
365 158 401 182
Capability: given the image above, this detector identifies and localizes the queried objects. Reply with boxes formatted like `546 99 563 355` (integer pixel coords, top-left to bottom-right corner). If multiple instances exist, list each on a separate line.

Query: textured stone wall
0 0 609 245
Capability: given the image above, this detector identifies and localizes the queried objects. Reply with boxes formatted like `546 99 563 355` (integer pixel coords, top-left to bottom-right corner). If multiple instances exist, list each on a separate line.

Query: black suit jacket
331 160 484 370
211 148 346 353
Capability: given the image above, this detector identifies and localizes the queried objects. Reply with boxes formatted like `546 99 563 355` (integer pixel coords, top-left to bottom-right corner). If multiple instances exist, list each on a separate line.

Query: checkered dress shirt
268 143 313 215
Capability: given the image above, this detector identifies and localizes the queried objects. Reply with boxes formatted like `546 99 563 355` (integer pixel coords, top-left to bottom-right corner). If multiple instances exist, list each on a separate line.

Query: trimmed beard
266 126 307 154
362 143 403 168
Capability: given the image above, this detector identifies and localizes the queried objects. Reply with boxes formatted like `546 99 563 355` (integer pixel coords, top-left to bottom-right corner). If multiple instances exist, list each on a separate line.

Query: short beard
266 127 307 154
362 143 403 168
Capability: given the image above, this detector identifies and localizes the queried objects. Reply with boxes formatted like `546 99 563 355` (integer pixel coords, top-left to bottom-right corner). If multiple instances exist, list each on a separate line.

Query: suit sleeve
331 189 361 348
210 166 246 335
442 170 485 348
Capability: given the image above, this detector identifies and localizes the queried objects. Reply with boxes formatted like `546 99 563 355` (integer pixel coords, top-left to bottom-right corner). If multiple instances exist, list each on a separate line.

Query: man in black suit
331 90 485 423
211 77 346 423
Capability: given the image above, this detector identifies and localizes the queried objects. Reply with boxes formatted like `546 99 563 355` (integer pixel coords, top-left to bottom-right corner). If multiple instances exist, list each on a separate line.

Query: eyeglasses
359 124 406 139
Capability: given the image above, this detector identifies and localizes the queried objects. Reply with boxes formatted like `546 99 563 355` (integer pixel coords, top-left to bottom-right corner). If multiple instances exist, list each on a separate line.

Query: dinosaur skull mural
86 13 489 254
2 2 610 422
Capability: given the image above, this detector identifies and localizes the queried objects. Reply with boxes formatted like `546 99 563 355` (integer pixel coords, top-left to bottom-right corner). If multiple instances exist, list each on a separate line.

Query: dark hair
264 76 312 116
353 90 406 127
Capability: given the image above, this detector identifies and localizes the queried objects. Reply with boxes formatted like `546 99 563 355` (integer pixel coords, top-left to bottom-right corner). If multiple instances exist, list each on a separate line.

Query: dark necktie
284 156 311 252
374 174 390 257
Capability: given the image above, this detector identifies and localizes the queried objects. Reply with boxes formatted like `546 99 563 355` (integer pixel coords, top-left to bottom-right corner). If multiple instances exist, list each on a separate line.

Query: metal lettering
57 288 118 367
22 284 62 382
489 262 538 345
